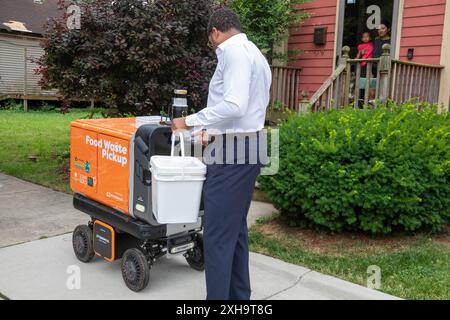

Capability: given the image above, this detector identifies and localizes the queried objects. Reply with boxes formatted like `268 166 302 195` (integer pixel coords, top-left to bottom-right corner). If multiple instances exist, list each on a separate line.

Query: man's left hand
172 117 190 132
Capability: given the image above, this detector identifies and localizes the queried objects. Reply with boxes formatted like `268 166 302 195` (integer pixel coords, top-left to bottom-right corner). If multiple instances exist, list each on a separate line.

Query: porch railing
270 66 301 111
390 60 442 104
302 45 444 112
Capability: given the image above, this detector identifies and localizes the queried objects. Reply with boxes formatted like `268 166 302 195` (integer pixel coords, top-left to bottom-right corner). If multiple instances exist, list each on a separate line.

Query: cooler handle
171 132 186 157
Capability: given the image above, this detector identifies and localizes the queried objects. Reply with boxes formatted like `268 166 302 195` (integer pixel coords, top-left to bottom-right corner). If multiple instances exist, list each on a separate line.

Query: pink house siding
288 0 337 95
400 0 447 65
288 0 448 96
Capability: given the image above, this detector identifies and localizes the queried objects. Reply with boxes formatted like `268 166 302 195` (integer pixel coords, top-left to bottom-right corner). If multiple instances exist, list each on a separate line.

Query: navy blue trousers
203 162 261 300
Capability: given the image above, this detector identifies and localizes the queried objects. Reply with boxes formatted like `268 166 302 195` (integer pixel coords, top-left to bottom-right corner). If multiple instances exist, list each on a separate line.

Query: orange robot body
70 118 137 215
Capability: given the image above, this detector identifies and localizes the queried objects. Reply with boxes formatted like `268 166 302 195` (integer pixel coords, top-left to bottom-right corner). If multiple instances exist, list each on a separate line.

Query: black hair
380 19 391 30
362 30 372 38
207 8 242 35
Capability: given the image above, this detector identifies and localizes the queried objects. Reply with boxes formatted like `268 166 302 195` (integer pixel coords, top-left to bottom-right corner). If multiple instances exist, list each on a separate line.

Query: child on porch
356 31 374 72
356 31 376 103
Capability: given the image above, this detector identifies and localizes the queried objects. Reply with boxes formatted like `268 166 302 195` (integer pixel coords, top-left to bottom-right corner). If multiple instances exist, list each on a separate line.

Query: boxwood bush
259 104 450 234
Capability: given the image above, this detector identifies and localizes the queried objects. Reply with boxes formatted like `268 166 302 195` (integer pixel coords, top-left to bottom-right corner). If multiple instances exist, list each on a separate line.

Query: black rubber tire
185 233 205 271
121 248 150 292
72 225 95 263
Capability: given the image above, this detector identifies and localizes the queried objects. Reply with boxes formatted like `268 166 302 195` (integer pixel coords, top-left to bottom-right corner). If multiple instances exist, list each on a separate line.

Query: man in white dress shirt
172 8 272 300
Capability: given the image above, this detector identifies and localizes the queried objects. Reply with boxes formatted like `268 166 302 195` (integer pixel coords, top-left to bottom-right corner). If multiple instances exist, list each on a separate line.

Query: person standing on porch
363 20 391 103
373 20 391 58
171 8 272 300
357 31 376 101
356 31 374 72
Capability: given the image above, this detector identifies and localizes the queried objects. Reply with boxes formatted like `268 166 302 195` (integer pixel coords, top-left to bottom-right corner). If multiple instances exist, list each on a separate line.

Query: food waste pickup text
85 135 128 167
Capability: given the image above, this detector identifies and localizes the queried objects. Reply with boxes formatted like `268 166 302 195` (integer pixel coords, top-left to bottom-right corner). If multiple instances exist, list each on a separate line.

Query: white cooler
150 132 206 224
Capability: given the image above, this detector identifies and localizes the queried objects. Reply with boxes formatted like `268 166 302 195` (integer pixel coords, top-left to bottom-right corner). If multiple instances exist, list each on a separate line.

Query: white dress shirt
185 33 272 134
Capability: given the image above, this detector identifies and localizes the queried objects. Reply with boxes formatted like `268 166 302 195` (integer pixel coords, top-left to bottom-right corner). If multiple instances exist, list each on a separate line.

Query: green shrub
226 0 309 64
0 99 23 111
259 104 450 234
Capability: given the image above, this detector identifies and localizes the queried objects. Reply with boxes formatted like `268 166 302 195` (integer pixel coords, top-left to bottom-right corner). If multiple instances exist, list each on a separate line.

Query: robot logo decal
85 161 91 174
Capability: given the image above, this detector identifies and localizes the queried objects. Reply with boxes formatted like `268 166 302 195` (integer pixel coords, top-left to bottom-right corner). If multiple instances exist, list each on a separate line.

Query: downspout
438 0 450 112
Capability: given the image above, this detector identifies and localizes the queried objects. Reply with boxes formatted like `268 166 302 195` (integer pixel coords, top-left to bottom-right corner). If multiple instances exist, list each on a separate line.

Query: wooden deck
270 65 302 111
301 44 444 113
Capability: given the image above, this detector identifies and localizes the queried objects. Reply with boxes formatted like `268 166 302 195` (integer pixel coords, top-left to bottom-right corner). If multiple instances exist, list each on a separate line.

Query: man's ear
211 27 220 41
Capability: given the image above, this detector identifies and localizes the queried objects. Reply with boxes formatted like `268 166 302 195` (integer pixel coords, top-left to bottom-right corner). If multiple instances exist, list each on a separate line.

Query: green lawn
249 215 450 300
0 109 90 193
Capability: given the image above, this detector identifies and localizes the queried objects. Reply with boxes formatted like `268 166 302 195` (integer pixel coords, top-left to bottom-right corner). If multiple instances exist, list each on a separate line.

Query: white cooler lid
150 156 207 176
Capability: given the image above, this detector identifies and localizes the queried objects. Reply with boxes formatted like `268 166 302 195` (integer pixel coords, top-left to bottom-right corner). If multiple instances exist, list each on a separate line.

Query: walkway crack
263 270 313 300
0 189 41 197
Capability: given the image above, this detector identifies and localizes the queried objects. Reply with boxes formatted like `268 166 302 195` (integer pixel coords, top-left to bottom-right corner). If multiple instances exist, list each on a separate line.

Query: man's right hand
172 117 191 132
193 129 209 147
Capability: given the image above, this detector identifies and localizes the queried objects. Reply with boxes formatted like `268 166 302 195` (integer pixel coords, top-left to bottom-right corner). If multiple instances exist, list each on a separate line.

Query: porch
298 44 445 112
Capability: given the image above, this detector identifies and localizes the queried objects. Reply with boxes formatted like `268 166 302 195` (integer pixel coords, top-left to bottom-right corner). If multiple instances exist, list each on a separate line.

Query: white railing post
342 46 351 107
299 90 310 115
378 44 392 104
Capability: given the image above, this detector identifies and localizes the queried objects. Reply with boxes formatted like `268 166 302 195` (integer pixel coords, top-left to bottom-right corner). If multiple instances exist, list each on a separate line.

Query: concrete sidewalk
0 173 399 300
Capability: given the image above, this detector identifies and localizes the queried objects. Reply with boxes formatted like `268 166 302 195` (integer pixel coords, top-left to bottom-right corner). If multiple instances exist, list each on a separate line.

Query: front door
336 0 400 65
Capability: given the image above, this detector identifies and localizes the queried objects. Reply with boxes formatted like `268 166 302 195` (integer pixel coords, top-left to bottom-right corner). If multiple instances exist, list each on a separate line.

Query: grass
0 109 91 193
249 215 450 300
